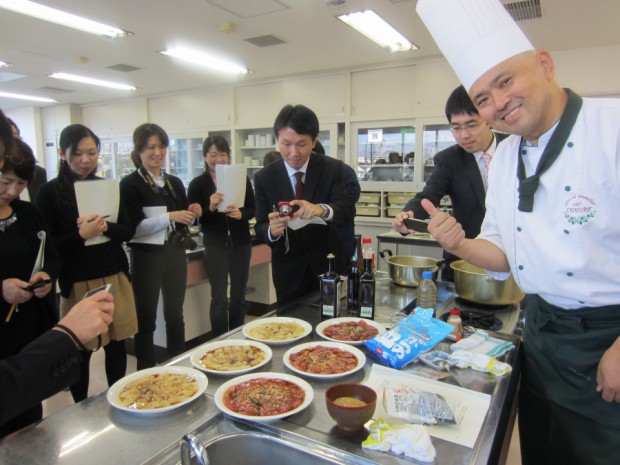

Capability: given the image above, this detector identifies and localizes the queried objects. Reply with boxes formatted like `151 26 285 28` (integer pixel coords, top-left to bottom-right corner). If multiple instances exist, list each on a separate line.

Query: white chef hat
416 0 534 91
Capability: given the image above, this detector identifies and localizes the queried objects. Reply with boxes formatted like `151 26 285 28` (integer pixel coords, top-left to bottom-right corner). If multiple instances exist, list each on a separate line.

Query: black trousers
203 243 251 338
519 295 620 465
130 244 187 369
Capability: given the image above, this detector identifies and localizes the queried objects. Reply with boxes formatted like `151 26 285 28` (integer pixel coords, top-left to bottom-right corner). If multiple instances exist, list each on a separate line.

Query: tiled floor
41 318 522 465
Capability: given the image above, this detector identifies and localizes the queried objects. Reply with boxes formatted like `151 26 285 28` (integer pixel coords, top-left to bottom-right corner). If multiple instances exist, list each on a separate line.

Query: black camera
168 229 197 250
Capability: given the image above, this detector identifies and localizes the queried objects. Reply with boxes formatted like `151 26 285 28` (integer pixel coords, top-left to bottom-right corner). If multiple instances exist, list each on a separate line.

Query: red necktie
294 171 304 200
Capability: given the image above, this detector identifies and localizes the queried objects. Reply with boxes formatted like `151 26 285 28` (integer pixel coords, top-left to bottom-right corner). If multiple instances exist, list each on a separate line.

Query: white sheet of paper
130 206 167 245
31 231 46 276
215 164 246 212
286 216 327 230
75 180 120 246
365 364 491 449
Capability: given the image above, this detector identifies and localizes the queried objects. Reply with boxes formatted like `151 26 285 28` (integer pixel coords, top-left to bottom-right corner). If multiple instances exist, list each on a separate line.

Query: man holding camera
254 104 354 305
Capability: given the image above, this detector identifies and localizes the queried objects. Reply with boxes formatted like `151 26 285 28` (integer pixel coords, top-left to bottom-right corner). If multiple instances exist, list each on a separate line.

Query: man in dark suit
7 118 47 203
393 86 506 281
254 105 354 305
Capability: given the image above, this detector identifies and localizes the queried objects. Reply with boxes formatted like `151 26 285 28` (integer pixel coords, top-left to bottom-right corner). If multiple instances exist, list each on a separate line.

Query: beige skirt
60 272 138 350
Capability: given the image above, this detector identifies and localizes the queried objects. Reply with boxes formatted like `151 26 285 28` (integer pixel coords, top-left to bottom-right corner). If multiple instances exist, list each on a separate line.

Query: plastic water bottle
362 237 375 271
416 271 437 315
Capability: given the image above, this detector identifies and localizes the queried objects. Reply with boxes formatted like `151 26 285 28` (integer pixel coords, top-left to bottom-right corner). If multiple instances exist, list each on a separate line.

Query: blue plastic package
364 308 454 369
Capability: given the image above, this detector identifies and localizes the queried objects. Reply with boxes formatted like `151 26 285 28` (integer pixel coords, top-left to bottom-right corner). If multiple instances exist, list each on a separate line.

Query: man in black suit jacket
254 105 354 305
393 86 506 281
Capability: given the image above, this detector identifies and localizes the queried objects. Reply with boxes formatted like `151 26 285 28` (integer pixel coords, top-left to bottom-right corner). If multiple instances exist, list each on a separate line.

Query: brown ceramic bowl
325 383 377 432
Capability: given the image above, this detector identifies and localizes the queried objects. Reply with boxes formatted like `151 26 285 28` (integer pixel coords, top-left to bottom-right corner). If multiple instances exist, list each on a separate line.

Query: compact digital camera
278 201 293 217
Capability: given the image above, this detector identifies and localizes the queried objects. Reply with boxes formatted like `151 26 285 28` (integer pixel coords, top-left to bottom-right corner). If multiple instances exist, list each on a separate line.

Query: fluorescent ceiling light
49 73 137 91
0 91 56 103
337 10 416 53
161 47 248 75
0 61 11 68
0 0 130 38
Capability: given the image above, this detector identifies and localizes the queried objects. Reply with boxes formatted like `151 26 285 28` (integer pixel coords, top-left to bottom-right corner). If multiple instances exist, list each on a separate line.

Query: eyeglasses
450 122 482 134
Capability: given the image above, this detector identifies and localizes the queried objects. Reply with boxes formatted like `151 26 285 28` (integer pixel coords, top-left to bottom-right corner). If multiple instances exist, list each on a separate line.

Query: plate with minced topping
190 339 272 375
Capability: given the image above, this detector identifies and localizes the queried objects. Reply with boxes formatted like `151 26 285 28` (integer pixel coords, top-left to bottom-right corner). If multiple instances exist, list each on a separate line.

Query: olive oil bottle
359 258 375 320
320 253 340 320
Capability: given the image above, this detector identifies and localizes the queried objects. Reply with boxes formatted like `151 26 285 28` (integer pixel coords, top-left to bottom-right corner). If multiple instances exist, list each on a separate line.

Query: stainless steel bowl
450 260 525 305
386 255 440 287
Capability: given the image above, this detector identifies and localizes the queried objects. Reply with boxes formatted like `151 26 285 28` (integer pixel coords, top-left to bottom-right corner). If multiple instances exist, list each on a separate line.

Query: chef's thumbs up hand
421 199 465 253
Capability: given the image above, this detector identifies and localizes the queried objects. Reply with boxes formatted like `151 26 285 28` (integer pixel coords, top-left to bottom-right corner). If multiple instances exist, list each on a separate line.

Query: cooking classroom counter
0 274 520 465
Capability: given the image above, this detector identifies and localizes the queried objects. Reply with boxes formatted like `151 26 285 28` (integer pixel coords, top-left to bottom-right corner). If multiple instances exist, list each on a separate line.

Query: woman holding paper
1 138 61 436
188 135 255 337
36 124 137 402
120 123 202 368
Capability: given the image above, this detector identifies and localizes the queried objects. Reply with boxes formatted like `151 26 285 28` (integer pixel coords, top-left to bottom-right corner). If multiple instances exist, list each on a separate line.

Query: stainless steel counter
0 275 520 465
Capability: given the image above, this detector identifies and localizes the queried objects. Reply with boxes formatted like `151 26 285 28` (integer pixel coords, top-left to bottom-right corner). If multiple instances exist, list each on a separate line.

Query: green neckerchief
517 89 583 212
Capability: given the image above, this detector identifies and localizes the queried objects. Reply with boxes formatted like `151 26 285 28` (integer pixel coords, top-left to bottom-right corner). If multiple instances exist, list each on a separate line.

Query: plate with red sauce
315 317 386 345
213 372 314 422
283 342 366 379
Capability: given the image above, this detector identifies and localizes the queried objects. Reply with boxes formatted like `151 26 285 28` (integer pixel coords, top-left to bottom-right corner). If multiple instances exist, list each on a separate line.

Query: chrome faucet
180 434 209 465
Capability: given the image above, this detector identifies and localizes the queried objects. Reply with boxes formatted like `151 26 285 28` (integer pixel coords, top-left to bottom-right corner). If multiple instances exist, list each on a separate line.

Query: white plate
214 372 314 422
190 339 272 375
107 366 208 415
242 317 312 345
282 341 366 379
315 317 386 345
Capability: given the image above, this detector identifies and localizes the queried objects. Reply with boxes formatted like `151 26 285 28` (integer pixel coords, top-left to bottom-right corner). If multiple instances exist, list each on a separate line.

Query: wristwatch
319 204 330 219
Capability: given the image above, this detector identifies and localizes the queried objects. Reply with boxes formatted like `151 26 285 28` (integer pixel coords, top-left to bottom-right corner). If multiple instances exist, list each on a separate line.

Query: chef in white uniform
416 1 620 464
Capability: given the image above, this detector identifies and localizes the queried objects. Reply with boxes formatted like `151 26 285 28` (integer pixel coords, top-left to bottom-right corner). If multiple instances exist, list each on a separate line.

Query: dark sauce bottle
346 234 363 316
359 258 375 320
321 253 340 320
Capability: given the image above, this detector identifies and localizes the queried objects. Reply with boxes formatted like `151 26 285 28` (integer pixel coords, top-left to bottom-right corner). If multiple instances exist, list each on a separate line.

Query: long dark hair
56 124 101 211
202 135 230 170
131 123 169 168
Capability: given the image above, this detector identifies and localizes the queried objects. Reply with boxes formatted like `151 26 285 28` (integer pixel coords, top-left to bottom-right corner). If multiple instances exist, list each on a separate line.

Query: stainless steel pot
380 250 441 287
450 260 525 305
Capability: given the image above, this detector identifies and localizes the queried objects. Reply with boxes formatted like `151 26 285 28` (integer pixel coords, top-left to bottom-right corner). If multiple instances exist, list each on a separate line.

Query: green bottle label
360 306 373 318
322 305 335 317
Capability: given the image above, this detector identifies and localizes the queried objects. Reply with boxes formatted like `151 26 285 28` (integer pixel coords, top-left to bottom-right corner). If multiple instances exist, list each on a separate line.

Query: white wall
5 106 44 165
8 42 620 165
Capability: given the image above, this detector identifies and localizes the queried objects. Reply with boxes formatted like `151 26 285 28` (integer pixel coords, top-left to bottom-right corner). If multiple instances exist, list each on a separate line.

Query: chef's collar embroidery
564 194 597 226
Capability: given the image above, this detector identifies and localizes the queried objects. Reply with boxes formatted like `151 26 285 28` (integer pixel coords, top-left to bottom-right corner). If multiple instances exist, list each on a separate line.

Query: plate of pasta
242 317 312 345
190 339 272 375
107 366 208 414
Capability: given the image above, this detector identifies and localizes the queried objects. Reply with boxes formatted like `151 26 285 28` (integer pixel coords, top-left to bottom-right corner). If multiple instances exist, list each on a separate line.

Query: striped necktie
482 152 492 181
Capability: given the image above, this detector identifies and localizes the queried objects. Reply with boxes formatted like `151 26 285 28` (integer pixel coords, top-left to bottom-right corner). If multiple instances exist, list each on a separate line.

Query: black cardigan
36 177 134 297
187 170 255 248
119 170 189 251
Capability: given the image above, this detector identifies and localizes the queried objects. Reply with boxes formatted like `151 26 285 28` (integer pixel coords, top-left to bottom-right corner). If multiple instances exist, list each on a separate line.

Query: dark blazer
403 133 507 279
187 170 255 248
0 330 81 427
254 153 354 304
27 165 47 204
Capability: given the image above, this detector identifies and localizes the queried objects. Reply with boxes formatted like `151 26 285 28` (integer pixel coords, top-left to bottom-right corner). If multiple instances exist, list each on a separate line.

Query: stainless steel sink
146 414 379 465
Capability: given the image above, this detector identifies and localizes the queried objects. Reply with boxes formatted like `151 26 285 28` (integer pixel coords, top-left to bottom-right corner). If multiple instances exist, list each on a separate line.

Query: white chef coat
479 97 620 309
